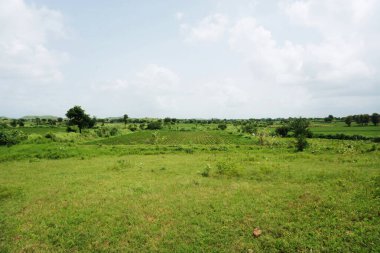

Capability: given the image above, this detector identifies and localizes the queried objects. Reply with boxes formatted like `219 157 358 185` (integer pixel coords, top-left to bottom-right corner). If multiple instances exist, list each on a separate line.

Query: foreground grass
1 143 379 252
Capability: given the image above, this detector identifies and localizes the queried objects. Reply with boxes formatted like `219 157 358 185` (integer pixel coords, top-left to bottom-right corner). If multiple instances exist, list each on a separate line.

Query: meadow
0 121 379 252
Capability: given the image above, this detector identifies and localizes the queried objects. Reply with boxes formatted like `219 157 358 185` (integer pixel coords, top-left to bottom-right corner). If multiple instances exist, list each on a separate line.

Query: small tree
324 115 334 123
123 114 128 128
371 113 379 126
65 106 95 133
290 118 310 151
10 119 17 127
17 119 25 127
344 116 353 127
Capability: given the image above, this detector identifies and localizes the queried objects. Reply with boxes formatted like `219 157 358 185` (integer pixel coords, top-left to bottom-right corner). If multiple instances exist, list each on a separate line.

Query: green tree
17 119 25 127
290 118 311 151
371 113 379 126
324 115 334 123
146 121 162 130
344 116 353 127
66 106 95 133
10 119 17 127
123 114 128 128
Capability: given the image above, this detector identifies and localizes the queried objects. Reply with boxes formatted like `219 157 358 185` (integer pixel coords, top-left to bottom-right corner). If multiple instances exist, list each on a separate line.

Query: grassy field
1 128 380 252
88 130 254 145
310 122 380 137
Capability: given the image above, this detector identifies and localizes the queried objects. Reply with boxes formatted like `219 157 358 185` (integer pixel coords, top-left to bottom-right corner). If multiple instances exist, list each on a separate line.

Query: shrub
242 123 257 135
216 161 241 177
95 127 120 137
66 126 78 133
201 164 211 177
217 123 227 130
0 130 28 146
128 124 138 132
275 126 289 137
44 132 57 141
147 121 162 130
290 118 310 151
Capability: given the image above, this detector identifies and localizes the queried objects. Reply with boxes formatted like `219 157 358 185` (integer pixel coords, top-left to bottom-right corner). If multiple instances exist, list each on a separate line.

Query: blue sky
1 0 379 118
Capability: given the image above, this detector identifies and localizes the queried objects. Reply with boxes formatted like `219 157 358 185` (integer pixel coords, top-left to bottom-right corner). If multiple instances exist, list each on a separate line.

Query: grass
0 128 379 252
310 122 380 137
87 130 255 145
17 127 67 135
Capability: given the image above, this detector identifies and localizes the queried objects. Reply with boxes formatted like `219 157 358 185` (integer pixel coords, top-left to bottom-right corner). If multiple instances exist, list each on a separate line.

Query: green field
1 128 380 252
17 127 67 135
310 122 380 137
88 130 254 145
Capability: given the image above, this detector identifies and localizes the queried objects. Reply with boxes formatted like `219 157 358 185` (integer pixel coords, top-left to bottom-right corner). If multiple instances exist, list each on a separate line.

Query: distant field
88 130 255 145
310 123 380 137
17 127 66 134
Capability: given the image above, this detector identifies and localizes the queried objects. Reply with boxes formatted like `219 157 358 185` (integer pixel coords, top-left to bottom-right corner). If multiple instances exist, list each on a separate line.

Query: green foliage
344 116 353 127
241 123 257 134
201 164 211 177
217 123 227 130
0 130 27 146
216 161 241 177
324 114 334 123
66 106 96 133
275 125 289 137
128 124 138 132
95 127 120 137
146 121 162 130
290 118 311 151
371 113 379 126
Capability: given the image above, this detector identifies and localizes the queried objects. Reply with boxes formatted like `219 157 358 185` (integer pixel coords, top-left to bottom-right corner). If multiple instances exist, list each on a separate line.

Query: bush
201 164 211 177
295 135 308 151
147 121 162 130
216 161 241 177
217 123 227 130
66 126 78 133
44 132 57 141
242 123 257 135
95 127 120 137
128 124 138 132
275 126 289 137
0 130 28 146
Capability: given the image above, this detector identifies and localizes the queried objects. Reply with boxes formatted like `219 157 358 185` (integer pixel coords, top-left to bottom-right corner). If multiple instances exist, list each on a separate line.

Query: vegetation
0 110 379 252
66 106 95 133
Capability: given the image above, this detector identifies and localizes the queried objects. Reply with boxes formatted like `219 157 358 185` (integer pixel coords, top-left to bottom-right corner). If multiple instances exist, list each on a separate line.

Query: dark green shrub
147 121 162 130
275 126 290 137
66 126 78 133
0 130 28 146
217 123 227 130
242 123 257 134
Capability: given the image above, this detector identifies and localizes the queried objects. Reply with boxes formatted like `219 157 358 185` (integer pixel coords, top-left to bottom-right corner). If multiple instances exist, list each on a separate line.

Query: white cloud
136 64 179 90
180 13 228 42
0 0 67 82
175 12 184 20
280 0 378 36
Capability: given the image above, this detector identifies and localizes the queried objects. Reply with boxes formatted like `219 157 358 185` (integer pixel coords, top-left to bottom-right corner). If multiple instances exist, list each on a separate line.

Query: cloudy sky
1 0 379 118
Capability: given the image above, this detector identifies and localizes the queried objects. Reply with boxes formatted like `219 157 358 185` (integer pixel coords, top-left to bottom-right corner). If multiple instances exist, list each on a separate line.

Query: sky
0 0 379 118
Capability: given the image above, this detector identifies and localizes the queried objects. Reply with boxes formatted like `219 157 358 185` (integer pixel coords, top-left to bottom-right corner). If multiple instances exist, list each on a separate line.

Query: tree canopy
66 106 95 133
